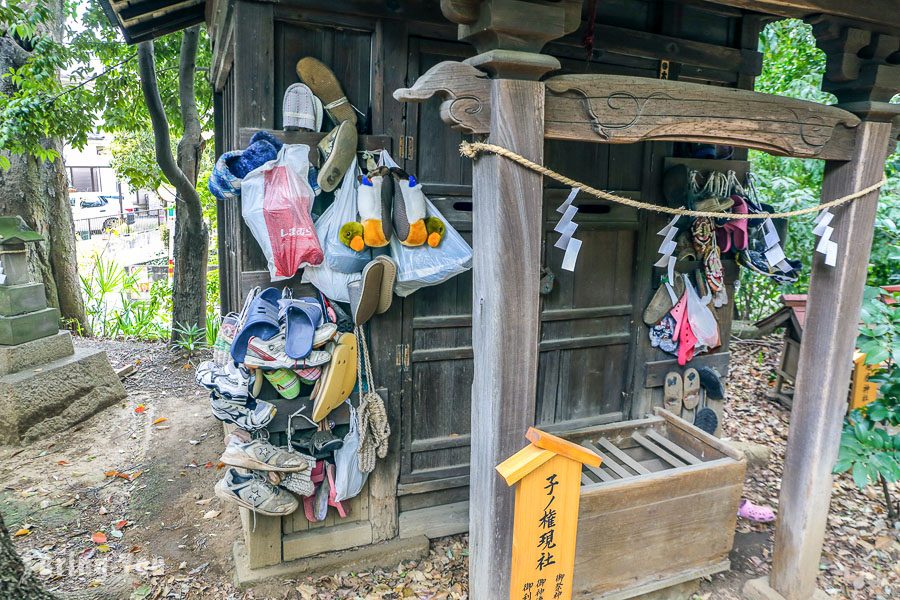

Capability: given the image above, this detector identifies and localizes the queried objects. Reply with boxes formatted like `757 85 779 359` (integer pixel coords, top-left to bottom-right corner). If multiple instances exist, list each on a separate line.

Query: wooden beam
769 119 893 600
468 77 544 600
395 67 864 160
544 74 861 160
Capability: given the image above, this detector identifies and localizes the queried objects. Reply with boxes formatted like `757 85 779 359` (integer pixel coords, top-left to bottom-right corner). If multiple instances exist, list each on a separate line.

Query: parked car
69 192 135 232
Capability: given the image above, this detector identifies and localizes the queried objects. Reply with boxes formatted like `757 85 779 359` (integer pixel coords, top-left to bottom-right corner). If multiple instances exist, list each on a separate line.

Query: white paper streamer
554 188 583 271
813 209 838 267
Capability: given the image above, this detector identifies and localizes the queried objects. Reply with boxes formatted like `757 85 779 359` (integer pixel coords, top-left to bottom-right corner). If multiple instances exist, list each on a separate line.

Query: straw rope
459 141 887 220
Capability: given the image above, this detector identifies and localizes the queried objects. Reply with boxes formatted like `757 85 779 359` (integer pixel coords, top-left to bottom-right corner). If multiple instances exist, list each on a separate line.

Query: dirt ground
1 336 897 599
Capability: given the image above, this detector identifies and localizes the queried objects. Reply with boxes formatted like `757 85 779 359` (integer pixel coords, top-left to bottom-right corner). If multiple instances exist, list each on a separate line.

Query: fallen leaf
13 528 30 537
104 470 119 477
874 536 892 550
134 404 146 414
195 498 213 506
204 461 213 468
152 417 167 425
114 519 128 530
91 532 107 544
128 545 141 553
202 510 221 520
57 460 70 466
110 530 123 539
97 544 111 553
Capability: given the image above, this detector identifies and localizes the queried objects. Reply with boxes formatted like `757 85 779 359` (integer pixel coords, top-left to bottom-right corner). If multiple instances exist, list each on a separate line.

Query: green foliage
205 268 221 345
79 254 171 340
109 130 168 193
835 289 900 511
172 321 206 357
1 0 212 172
737 20 900 321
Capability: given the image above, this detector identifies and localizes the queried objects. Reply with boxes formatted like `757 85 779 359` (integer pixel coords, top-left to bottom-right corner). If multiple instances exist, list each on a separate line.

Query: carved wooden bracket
545 75 861 160
393 64 865 160
392 61 491 135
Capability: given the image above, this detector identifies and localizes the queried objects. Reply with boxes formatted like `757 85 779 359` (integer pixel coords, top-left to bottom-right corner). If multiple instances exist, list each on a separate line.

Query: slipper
283 83 323 132
698 366 725 400
663 371 683 415
279 298 324 360
737 499 775 523
311 333 358 422
663 371 684 415
374 255 396 314
295 366 321 384
317 120 358 193
296 57 357 126
392 170 428 247
230 288 282 364
348 259 385 326
716 195 749 253
303 461 327 521
643 277 685 326
694 196 734 213
263 369 301 399
356 169 392 248
325 462 348 518
676 307 698 367
694 407 718 436
682 367 701 421
314 322 338 348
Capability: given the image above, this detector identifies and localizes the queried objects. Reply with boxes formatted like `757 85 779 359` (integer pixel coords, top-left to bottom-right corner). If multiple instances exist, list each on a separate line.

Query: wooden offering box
565 408 746 599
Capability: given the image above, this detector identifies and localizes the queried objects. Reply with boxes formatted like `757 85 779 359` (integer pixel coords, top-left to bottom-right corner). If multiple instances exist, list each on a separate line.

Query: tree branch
179 26 202 156
136 39 202 220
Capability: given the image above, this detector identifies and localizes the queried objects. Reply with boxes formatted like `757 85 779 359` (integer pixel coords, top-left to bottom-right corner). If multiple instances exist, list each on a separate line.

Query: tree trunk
0 16 89 333
138 28 209 340
0 511 55 599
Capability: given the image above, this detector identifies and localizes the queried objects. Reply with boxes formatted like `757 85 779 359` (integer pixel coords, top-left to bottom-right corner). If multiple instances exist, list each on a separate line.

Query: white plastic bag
301 202 359 302
241 144 323 281
333 402 368 502
377 149 472 296
389 199 473 296
684 274 720 349
326 160 374 274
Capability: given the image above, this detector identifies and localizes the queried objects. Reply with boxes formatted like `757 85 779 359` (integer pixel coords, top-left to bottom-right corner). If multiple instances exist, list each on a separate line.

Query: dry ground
0 336 896 599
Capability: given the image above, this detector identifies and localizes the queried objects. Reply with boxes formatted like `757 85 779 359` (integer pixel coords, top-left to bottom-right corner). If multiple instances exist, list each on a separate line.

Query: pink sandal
737 499 775 523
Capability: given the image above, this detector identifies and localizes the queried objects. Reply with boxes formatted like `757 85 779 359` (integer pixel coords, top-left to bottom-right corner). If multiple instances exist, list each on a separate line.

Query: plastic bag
241 144 323 281
332 402 369 502
301 202 359 302
325 160 373 274
377 150 473 297
684 274 720 350
389 199 472 296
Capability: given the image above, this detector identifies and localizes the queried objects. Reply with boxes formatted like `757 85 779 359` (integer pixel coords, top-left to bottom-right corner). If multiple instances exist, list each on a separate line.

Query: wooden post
764 120 893 600
470 77 546 600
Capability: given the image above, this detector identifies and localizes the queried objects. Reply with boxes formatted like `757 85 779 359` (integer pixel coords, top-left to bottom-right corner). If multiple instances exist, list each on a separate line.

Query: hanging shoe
317 121 358 193
296 57 358 126
283 83 323 132
215 468 299 516
220 439 309 472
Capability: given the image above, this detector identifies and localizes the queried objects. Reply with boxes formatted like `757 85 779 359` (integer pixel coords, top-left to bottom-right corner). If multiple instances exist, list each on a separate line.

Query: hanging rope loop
459 141 886 220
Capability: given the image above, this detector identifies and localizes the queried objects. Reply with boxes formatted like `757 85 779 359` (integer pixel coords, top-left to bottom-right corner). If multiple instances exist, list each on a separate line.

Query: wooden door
398 39 644 510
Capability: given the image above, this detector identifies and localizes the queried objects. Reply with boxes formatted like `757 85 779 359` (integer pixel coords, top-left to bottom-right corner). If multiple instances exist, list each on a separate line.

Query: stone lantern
0 216 125 444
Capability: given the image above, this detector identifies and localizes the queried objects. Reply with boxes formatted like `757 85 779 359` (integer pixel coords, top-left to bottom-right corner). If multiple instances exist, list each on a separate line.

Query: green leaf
852 461 871 489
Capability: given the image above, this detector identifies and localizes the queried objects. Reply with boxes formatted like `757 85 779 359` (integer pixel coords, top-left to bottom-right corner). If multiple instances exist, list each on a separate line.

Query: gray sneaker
220 439 309 472
209 394 275 432
215 468 299 516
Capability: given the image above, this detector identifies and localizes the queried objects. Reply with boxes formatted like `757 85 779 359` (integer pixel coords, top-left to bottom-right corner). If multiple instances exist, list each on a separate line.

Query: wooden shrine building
101 1 900 599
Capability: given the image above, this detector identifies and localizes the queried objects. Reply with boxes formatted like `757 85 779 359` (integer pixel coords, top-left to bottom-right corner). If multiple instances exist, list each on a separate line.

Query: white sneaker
220 439 309 472
209 394 275 431
244 334 331 369
215 468 299 516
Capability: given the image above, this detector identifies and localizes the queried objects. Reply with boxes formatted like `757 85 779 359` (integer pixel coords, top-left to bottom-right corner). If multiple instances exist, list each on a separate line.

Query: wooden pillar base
744 577 829 600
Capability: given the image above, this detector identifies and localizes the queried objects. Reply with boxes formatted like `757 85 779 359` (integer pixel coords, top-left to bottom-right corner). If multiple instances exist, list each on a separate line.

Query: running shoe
215 468 299 516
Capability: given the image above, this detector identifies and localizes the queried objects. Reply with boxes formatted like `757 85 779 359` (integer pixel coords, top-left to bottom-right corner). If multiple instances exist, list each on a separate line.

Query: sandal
663 371 683 414
317 120 358 193
737 499 775 523
296 57 358 126
682 367 700 422
698 366 725 400
230 288 282 364
693 407 718 436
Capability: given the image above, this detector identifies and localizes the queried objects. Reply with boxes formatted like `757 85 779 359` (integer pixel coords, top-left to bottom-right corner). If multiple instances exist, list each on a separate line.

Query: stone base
743 577 830 600
0 346 126 444
0 330 74 376
0 282 47 316
232 535 430 587
0 307 60 345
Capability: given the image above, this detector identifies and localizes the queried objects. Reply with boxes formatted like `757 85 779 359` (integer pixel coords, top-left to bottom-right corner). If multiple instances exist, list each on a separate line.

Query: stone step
0 330 74 376
0 346 126 444
0 307 60 346
0 283 47 316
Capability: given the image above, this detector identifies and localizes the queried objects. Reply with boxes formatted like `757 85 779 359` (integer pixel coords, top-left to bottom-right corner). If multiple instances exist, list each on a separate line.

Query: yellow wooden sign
850 351 880 410
496 427 602 600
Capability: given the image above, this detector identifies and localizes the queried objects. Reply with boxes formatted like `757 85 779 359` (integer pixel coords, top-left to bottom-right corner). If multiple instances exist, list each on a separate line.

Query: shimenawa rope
459 141 887 220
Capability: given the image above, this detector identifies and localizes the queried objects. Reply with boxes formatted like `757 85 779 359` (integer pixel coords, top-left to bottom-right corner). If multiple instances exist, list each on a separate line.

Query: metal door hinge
398 136 415 161
395 344 411 368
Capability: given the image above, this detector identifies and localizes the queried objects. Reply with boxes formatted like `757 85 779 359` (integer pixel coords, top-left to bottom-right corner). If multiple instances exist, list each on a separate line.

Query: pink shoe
738 499 775 523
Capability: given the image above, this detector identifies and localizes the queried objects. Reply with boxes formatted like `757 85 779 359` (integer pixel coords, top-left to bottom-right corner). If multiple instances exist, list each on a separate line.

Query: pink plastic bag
242 145 323 281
